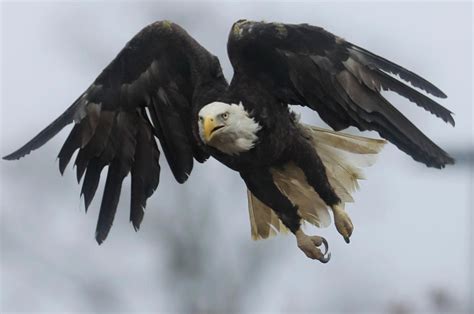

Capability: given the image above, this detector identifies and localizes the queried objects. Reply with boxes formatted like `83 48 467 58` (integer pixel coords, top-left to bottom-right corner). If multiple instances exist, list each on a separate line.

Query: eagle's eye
221 112 229 120
198 116 204 122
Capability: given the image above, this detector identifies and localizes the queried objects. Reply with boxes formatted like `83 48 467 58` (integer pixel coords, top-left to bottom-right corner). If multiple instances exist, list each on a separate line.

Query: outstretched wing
227 20 454 168
3 21 228 243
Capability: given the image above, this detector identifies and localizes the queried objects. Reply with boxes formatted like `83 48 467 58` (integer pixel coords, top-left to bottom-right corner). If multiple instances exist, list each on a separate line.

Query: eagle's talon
332 205 354 242
296 231 331 263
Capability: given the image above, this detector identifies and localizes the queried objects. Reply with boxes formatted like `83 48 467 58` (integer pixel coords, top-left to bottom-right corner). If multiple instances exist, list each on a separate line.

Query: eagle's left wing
227 20 454 169
3 21 227 243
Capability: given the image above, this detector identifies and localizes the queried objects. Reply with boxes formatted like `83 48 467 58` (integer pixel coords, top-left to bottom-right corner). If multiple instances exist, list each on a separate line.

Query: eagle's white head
198 102 261 155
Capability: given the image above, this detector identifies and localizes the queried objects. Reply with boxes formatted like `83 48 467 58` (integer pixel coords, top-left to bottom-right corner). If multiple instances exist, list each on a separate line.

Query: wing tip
447 113 456 127
433 88 448 99
427 153 455 169
348 44 448 99
173 170 191 184
95 229 108 245
2 147 34 161
425 104 454 127
442 155 456 168
131 221 141 232
130 208 144 232
422 83 447 99
2 153 21 161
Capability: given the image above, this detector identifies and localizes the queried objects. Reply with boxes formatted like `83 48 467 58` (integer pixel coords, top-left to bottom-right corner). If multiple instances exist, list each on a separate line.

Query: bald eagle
3 20 454 262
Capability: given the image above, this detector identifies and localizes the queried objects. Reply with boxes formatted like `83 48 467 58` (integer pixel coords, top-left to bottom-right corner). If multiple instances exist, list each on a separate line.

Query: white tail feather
247 124 386 240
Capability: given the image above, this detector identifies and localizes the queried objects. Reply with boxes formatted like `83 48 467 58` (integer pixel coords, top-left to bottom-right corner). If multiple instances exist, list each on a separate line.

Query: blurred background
1 1 472 313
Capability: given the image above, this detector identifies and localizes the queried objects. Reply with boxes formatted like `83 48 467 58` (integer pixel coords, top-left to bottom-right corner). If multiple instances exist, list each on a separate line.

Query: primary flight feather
3 20 454 262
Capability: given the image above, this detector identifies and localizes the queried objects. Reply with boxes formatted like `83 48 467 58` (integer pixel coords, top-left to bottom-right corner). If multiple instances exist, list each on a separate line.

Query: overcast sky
1 1 472 313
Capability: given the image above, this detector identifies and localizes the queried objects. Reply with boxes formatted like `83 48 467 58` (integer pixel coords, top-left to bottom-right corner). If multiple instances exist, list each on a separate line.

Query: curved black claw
319 251 331 264
321 237 329 255
344 236 350 244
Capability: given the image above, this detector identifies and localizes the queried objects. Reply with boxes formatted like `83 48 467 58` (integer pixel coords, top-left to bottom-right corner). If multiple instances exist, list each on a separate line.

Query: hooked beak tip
203 117 216 142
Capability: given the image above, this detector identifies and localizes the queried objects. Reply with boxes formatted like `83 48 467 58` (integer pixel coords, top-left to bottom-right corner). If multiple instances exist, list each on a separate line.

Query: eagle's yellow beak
203 117 218 142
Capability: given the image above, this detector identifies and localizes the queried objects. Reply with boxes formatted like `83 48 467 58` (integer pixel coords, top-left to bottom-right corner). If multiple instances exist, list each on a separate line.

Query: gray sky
1 1 472 313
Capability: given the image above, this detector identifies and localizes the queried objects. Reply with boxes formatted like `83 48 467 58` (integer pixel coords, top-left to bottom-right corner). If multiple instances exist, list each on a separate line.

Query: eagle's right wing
3 21 228 243
227 20 454 168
